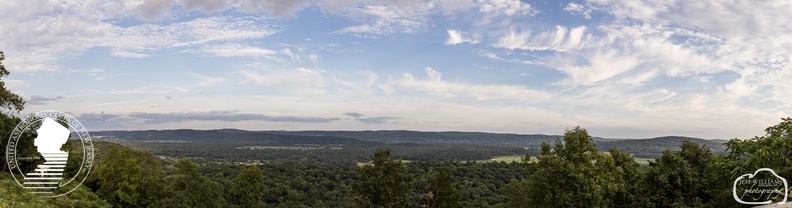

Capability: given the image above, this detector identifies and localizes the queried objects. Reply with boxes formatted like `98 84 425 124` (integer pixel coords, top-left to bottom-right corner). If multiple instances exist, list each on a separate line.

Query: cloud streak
128 111 341 124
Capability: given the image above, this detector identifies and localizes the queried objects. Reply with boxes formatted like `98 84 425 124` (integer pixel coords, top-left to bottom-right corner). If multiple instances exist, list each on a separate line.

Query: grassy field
632 157 654 165
476 155 656 165
475 155 533 163
236 146 343 151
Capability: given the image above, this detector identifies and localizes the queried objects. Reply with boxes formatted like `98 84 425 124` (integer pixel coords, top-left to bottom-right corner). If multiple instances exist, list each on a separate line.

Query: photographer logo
733 168 788 205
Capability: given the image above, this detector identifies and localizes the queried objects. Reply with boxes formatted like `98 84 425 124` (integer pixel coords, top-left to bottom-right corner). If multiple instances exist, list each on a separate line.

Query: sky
1 0 791 139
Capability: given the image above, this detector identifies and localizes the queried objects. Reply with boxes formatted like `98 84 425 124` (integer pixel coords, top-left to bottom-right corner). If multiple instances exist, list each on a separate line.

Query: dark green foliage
355 148 413 207
608 148 641 208
92 145 165 207
422 169 461 208
724 117 792 182
229 166 265 208
0 51 25 113
154 159 226 208
506 127 627 207
597 136 727 158
0 177 52 207
49 186 111 208
639 140 713 207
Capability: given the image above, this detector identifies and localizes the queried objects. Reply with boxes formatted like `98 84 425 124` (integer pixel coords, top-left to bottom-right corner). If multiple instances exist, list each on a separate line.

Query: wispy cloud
343 112 401 124
345 112 364 118
128 110 340 124
186 71 225 86
240 68 325 87
383 67 551 102
28 95 64 105
108 85 189 95
197 44 276 57
494 26 589 52
241 0 313 17
444 30 478 45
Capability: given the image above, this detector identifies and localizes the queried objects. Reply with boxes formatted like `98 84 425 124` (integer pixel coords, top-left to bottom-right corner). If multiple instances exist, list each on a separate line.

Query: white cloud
556 0 792 114
3 80 28 90
182 0 229 13
445 30 464 45
137 0 177 21
333 3 435 35
494 26 589 52
329 0 537 36
317 0 365 12
384 67 550 102
444 30 478 45
111 50 151 58
103 16 277 51
240 68 325 87
438 0 475 13
241 0 313 17
186 71 226 86
564 3 591 19
493 23 724 87
198 44 276 57
477 0 535 16
109 85 190 94
67 68 113 80
0 0 277 73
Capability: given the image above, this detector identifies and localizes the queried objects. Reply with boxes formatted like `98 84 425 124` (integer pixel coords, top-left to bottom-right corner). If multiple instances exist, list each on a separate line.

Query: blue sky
2 0 791 139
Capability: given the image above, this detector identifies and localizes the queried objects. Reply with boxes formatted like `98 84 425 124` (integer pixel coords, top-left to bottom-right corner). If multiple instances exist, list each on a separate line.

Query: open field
477 155 656 165
236 146 343 151
475 155 532 163
633 157 654 165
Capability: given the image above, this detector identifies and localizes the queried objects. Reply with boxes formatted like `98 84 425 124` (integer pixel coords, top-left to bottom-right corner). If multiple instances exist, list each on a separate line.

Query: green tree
506 127 624 207
0 51 26 172
717 117 792 205
229 165 265 208
0 177 51 207
94 145 165 207
155 159 226 208
50 185 112 208
639 140 713 207
725 117 792 181
423 170 461 208
355 148 413 207
0 51 24 114
608 148 641 208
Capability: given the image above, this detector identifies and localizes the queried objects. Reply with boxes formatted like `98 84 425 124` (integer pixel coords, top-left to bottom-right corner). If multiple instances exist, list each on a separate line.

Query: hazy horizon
83 127 732 141
3 0 791 140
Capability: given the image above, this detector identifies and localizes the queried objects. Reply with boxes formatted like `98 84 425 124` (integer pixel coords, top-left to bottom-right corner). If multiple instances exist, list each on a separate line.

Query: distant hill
91 129 381 146
262 130 565 145
90 129 727 159
596 136 727 158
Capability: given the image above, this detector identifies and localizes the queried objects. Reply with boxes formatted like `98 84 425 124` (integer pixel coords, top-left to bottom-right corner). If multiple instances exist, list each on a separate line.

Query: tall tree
355 148 413 207
639 140 713 207
424 169 461 208
608 148 641 208
0 51 24 114
94 145 165 207
725 117 792 181
155 158 226 208
507 127 625 207
719 117 792 205
0 51 26 172
229 165 265 208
